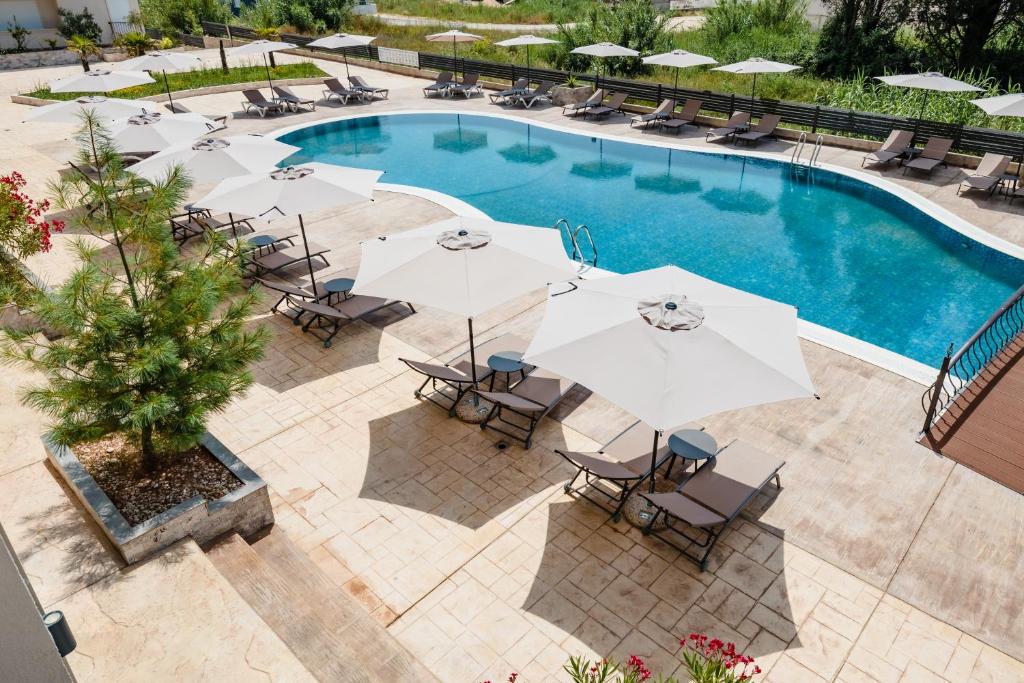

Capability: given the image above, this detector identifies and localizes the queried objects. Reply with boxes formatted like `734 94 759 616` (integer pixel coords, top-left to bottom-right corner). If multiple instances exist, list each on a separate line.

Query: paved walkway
2 57 1024 682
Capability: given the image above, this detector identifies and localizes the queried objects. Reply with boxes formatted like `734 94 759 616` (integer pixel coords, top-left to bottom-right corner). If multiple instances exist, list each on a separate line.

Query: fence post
729 93 735 115
657 83 662 105
921 344 954 435
812 106 820 134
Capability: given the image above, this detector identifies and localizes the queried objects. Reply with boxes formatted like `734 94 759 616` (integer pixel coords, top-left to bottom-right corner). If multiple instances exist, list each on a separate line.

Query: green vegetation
65 35 101 73
241 0 355 33
375 0 599 25
139 0 230 36
56 7 102 43
554 0 672 77
27 62 326 101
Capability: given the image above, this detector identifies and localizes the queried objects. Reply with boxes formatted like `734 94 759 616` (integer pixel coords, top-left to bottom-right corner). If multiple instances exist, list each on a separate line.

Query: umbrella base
454 392 493 424
622 478 676 530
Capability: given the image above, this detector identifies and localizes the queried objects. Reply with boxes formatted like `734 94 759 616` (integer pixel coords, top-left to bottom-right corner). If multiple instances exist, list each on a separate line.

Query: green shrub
57 7 102 43
115 31 153 57
140 0 230 36
7 17 31 52
553 0 670 77
241 0 353 33
705 0 808 40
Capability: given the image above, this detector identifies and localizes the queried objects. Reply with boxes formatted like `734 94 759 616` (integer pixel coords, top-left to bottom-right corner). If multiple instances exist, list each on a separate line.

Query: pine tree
3 114 267 473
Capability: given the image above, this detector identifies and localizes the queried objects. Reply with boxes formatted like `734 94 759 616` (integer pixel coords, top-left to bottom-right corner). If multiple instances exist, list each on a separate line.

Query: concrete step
207 530 439 683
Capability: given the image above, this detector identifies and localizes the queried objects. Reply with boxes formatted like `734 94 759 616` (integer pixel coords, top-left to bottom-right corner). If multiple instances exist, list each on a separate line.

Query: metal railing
109 21 145 40
554 219 598 270
921 283 1024 433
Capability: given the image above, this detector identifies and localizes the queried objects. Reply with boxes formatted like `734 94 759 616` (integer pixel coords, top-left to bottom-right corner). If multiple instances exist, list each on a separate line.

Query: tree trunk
140 425 158 473
269 52 276 68
958 0 1001 71
219 39 229 73
81 56 90 72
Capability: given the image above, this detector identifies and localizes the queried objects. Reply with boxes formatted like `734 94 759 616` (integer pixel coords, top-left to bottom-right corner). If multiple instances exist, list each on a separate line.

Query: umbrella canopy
970 93 1024 117
495 34 558 82
117 51 203 107
524 265 815 486
571 42 640 90
227 39 297 91
307 33 376 79
713 58 800 110
24 95 150 123
875 72 982 135
194 163 382 286
49 69 155 94
107 111 220 154
426 30 483 76
642 49 717 92
127 134 299 184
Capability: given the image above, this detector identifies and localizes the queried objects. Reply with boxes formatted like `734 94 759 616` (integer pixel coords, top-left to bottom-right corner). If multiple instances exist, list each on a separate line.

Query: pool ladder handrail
555 218 598 271
791 132 824 168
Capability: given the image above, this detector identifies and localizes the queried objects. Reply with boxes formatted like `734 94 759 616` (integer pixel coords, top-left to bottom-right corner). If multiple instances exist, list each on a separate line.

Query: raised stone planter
551 85 594 107
0 48 126 71
43 432 273 564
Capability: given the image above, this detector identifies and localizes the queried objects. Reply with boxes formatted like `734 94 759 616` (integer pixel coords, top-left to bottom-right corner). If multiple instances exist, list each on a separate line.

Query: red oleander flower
0 171 63 258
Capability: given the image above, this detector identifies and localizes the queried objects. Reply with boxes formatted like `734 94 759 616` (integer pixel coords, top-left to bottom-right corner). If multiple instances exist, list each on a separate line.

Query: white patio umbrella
307 33 376 79
642 49 717 93
875 72 982 134
194 163 382 287
495 35 558 84
353 216 578 387
713 58 800 110
107 111 221 154
571 42 640 91
117 51 204 109
426 29 484 77
970 93 1024 117
523 265 816 490
227 39 297 92
127 134 299 184
24 95 150 123
49 69 155 94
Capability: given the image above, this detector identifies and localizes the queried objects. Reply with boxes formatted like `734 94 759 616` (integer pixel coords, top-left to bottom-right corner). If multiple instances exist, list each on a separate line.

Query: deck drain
495 441 509 451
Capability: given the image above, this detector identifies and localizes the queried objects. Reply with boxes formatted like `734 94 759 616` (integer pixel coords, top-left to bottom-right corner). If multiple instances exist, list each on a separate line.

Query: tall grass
374 0 598 25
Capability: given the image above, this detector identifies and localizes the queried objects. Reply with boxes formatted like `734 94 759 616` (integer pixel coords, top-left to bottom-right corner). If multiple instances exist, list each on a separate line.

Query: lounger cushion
641 492 726 527
333 294 396 318
865 150 902 163
681 441 783 518
903 157 942 172
962 175 999 190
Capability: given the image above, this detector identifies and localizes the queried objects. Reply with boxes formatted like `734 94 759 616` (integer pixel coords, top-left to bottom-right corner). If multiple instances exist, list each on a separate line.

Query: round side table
321 277 355 304
487 351 527 390
667 429 718 476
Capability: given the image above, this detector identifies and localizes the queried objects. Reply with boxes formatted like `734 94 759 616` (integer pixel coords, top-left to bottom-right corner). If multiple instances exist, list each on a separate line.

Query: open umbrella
117 51 203 110
49 69 155 94
875 72 982 136
194 163 381 288
227 39 297 92
523 265 816 491
24 95 150 123
970 93 1024 178
425 29 483 78
127 134 299 184
306 33 376 79
713 58 800 111
352 216 578 394
571 42 639 91
494 34 558 84
642 49 717 94
107 111 220 154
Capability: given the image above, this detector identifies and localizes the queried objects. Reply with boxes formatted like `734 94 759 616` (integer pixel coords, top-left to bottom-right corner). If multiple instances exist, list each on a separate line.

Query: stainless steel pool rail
555 219 598 271
791 133 824 168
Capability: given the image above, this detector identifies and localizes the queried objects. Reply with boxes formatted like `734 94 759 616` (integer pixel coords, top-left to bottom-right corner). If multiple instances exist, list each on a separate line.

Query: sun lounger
273 85 316 112
562 88 605 117
640 440 784 570
902 137 953 175
515 80 555 109
246 243 331 278
241 89 286 117
734 114 781 146
290 295 415 347
169 212 253 244
490 78 529 104
348 75 389 100
423 71 454 97
861 129 913 166
473 368 577 448
165 101 228 127
557 421 707 521
401 333 531 415
631 99 676 128
705 111 751 142
585 92 628 119
322 78 364 105
255 277 321 319
957 153 1011 197
658 99 703 133
449 72 483 98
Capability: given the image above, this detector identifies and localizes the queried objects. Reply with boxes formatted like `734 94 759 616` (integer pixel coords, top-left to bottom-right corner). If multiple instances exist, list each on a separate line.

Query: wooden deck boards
921 334 1024 494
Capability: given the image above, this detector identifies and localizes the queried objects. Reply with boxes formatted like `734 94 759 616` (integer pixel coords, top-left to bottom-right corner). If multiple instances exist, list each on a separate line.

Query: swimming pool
276 112 1024 368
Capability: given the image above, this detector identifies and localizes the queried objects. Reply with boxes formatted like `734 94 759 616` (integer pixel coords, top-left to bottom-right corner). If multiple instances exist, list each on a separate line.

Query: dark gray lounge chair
290 295 415 347
862 129 913 167
246 243 331 278
705 111 751 142
449 72 482 98
169 212 253 244
658 99 702 133
241 89 286 117
902 137 953 175
557 420 706 521
957 153 1010 197
585 92 627 119
734 114 781 146
401 333 531 415
424 72 454 97
164 101 228 126
473 368 577 448
273 85 316 112
349 75 389 100
562 88 605 117
322 78 364 105
491 78 529 104
255 277 321 320
514 80 554 109
631 99 675 128
640 440 784 570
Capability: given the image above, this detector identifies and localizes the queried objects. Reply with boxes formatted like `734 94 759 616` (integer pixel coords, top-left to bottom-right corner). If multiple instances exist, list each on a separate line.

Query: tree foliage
241 0 355 33
553 0 670 77
56 7 102 43
813 0 913 78
139 0 229 36
910 0 1024 75
3 115 267 473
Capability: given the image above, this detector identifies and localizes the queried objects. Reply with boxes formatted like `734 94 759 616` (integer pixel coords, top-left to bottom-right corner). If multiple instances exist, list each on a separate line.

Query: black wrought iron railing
921 283 1024 433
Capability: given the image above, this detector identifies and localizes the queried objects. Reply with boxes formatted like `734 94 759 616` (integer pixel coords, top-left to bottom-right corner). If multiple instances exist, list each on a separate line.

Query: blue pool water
278 112 1024 367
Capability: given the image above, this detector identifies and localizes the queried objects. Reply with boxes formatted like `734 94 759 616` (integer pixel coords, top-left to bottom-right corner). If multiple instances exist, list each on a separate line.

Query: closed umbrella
352 216 578 392
227 39 296 92
713 58 800 111
194 163 381 287
307 33 376 79
571 42 639 91
495 34 558 84
426 29 484 77
523 265 816 491
24 95 150 123
117 51 204 110
127 134 299 184
49 69 155 94
642 49 717 94
875 72 982 137
107 111 220 154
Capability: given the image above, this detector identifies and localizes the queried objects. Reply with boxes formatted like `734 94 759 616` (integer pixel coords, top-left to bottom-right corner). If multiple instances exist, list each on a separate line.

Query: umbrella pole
914 90 929 142
750 72 757 113
648 430 661 493
673 68 679 96
344 51 350 80
163 70 174 109
527 45 531 85
264 53 274 93
468 318 478 386
298 214 317 294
